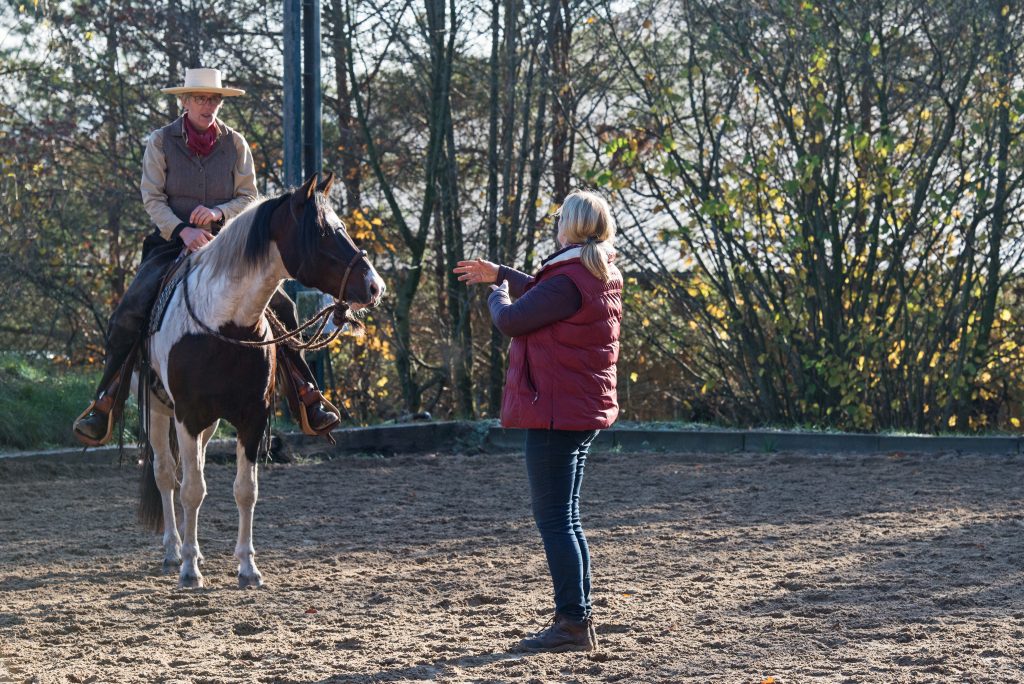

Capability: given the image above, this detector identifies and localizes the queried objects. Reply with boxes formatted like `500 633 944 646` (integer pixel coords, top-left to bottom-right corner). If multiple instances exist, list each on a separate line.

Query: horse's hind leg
175 420 207 588
149 409 182 573
234 423 265 589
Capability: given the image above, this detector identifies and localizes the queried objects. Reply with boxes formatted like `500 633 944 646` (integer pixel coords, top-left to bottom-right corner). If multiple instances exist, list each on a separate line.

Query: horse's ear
304 173 319 201
290 174 318 213
317 171 336 197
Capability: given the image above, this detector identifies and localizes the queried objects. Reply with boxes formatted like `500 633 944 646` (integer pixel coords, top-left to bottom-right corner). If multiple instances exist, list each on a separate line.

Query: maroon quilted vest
500 255 623 431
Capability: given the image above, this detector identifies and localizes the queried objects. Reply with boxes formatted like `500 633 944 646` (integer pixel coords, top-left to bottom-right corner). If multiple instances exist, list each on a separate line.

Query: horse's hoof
179 573 205 589
238 572 264 589
162 559 181 575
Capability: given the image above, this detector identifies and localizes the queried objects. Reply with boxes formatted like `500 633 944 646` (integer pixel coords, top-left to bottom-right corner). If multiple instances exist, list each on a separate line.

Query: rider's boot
73 338 136 446
73 246 179 446
278 346 341 438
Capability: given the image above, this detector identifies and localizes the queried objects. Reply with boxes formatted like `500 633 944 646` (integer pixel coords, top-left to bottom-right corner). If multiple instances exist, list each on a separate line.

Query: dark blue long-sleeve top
486 246 584 337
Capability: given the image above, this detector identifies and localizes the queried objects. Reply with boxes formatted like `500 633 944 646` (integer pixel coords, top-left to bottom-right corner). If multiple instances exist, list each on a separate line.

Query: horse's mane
194 189 332 279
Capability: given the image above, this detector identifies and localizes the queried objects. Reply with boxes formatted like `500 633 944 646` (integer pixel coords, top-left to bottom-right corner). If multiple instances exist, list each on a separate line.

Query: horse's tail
136 336 164 533
137 441 164 533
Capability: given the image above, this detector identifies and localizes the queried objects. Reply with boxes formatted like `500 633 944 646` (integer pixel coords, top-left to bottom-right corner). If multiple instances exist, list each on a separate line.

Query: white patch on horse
151 240 286 408
233 439 263 588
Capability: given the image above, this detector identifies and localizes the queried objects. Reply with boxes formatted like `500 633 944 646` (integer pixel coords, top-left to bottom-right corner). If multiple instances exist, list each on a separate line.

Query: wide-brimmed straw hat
161 68 245 97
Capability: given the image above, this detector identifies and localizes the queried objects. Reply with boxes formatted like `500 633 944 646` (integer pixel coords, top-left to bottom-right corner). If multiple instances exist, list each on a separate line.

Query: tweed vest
160 116 239 225
501 257 623 431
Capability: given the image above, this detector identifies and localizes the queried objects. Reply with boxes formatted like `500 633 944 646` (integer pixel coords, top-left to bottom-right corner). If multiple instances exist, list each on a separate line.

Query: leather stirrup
73 399 116 447
295 386 342 439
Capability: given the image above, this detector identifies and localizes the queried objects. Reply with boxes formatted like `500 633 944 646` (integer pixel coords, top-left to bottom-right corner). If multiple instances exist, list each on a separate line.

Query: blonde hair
557 189 616 282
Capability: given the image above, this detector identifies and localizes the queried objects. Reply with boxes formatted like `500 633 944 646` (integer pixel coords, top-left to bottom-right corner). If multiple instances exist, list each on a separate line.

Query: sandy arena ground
1 446 1023 683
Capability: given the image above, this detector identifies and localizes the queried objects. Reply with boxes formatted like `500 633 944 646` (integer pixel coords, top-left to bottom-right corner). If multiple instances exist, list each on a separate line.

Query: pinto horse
137 173 385 589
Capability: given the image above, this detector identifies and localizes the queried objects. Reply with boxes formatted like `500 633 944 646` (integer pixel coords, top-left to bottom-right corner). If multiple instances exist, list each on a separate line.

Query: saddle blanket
148 260 190 337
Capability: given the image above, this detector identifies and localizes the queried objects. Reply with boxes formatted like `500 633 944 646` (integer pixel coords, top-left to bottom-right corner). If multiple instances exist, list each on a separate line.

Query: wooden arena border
3 422 1022 463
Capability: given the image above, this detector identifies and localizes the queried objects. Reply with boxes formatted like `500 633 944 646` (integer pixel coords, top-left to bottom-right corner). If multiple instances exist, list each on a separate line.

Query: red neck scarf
183 116 219 157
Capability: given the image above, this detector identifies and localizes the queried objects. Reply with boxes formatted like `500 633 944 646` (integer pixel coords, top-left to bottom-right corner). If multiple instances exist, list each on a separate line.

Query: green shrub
0 355 105 450
0 354 306 451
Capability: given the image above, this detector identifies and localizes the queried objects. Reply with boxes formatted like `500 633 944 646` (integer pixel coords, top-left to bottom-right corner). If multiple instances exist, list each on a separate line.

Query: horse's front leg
150 409 181 573
189 421 218 568
175 420 207 588
234 423 265 589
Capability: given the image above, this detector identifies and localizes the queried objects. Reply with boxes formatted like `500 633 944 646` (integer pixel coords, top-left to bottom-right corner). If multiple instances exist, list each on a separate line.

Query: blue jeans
524 428 598 622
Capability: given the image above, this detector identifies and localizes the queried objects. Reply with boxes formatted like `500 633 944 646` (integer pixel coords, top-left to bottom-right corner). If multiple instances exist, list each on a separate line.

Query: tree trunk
485 0 509 413
105 3 125 301
166 0 181 121
522 0 559 273
345 0 454 413
327 0 362 212
550 0 573 208
972 0 1012 376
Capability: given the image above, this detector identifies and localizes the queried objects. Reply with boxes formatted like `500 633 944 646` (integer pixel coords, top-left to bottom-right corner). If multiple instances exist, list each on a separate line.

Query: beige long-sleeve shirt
140 119 258 240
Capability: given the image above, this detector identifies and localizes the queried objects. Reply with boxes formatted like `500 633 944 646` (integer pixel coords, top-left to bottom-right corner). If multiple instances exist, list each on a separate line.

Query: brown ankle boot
73 340 139 447
278 348 341 437
297 384 341 434
516 614 596 653
73 392 116 446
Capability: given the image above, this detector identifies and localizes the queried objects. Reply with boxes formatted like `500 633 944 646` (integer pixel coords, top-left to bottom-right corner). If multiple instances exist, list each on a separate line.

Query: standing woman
454 189 623 652
74 68 339 445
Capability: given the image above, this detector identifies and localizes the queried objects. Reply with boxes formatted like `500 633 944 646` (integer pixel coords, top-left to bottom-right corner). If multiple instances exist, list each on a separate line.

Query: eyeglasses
189 94 223 106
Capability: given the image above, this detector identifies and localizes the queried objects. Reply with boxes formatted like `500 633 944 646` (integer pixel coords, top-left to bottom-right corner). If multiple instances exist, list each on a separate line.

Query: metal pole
301 0 326 388
302 0 323 181
283 0 302 188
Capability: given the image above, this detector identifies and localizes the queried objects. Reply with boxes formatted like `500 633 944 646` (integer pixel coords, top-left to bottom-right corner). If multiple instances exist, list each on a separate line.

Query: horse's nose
368 273 384 301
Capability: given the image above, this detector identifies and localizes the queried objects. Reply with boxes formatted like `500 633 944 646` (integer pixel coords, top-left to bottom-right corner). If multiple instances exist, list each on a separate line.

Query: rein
180 260 355 352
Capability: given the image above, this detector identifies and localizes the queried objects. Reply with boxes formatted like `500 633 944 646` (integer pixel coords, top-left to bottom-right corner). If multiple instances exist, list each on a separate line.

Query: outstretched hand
453 258 499 285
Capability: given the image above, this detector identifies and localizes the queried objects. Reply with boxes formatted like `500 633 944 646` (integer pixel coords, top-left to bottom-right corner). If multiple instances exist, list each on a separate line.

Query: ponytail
580 238 610 283
557 191 616 282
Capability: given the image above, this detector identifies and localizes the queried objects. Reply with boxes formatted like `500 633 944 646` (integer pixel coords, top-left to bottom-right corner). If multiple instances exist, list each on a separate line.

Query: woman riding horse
73 68 339 445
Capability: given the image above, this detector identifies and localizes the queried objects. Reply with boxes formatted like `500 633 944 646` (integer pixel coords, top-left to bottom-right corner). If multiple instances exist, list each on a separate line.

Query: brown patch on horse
166 323 275 462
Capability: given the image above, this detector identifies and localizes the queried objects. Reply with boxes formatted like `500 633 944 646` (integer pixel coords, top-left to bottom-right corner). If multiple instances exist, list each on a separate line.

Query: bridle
320 241 371 329
326 236 370 305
